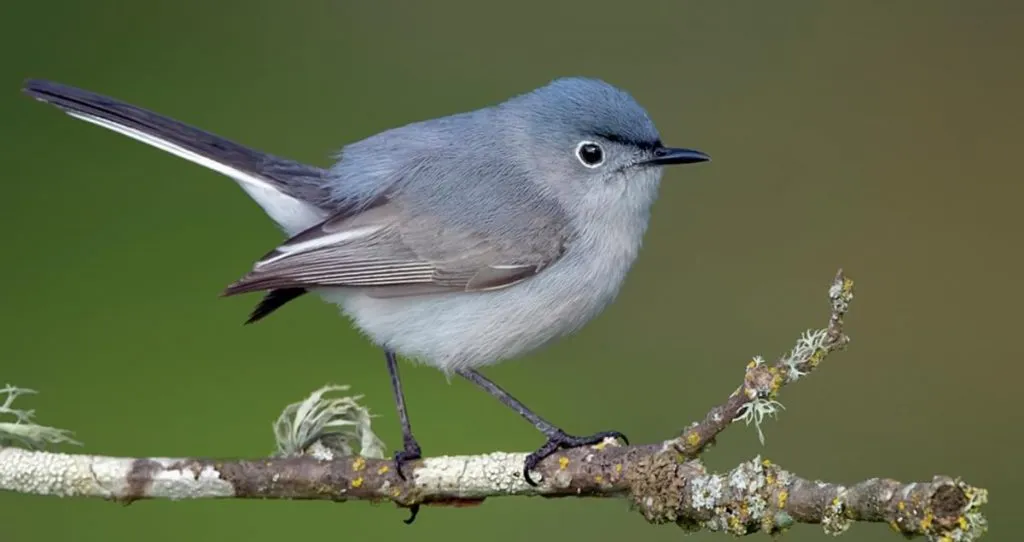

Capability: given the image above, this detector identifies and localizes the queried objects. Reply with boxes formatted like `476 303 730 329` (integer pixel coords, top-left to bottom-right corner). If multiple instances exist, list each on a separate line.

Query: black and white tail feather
21 79 333 323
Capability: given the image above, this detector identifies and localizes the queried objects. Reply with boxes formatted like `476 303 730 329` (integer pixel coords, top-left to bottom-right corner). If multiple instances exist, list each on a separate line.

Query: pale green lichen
690 472 724 511
0 384 80 449
728 458 765 494
829 275 855 313
782 328 829 382
772 511 794 530
273 384 385 459
822 489 852 535
734 397 785 445
686 459 779 536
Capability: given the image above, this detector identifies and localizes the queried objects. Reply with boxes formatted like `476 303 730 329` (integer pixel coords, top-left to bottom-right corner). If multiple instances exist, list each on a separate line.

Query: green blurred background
1 1 1020 540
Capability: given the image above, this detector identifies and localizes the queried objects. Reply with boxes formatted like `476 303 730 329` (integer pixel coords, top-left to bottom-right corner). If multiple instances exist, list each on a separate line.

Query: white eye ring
575 140 605 168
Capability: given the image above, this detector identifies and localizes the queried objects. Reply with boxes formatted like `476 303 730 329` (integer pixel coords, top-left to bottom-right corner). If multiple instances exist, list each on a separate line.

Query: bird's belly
318 250 631 373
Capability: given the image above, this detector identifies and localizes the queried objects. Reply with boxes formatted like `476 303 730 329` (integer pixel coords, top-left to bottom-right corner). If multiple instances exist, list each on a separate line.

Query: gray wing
21 79 331 206
222 200 568 298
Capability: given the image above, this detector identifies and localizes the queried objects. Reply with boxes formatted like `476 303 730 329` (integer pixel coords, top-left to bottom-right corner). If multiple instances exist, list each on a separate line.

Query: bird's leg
385 350 421 524
386 351 422 473
456 368 628 486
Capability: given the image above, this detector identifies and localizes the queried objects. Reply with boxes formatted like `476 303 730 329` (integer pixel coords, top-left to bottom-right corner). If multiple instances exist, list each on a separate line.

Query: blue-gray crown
511 77 661 148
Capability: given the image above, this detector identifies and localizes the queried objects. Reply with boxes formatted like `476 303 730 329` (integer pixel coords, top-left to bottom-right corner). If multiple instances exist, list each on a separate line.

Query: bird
21 77 710 504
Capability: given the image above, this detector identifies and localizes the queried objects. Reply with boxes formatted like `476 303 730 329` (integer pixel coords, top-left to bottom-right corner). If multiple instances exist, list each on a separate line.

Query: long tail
22 79 330 233
23 79 328 322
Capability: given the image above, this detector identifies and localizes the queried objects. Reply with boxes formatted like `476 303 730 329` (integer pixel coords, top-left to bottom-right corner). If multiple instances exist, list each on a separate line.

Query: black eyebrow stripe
594 133 662 150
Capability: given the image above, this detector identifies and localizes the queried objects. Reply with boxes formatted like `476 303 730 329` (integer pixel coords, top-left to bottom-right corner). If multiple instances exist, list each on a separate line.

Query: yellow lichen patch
962 484 982 504
842 277 854 295
767 367 783 397
558 456 570 470
898 500 906 511
919 511 934 531
761 458 773 467
889 520 901 532
830 496 844 516
352 456 366 471
777 490 788 509
615 464 623 474
352 477 364 488
686 431 700 448
392 488 401 497
594 475 604 484
958 516 968 530
592 440 607 451
377 464 389 475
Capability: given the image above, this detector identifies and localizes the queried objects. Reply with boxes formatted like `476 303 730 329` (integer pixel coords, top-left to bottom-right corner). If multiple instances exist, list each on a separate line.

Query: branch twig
669 269 853 457
0 271 989 541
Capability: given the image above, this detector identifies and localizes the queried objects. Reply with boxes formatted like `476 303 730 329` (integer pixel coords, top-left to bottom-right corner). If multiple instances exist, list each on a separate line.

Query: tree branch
0 271 989 540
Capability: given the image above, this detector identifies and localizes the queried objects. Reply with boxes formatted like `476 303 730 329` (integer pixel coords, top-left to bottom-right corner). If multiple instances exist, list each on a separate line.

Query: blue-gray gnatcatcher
23 77 709 487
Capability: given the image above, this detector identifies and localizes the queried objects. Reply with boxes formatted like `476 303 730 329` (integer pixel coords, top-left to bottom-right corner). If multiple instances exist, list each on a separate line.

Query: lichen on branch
0 271 990 541
0 385 80 449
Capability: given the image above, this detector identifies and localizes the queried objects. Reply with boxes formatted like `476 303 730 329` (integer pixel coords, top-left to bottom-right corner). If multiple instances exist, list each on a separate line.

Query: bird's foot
393 438 422 524
523 429 628 486
393 437 422 480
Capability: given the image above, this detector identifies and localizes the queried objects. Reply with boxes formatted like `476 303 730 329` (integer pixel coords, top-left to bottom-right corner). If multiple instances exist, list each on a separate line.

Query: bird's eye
575 141 605 168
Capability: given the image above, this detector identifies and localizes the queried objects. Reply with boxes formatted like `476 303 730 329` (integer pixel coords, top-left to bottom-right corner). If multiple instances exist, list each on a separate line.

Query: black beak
642 146 711 166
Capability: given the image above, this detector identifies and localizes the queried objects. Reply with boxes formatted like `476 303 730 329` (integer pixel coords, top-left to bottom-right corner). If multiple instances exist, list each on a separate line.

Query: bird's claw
523 429 628 486
393 439 422 524
402 504 420 525
393 438 422 481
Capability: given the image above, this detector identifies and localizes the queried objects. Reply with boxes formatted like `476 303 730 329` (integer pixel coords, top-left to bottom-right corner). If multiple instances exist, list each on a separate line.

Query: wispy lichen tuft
734 398 785 445
0 384 81 449
782 328 828 382
273 384 385 459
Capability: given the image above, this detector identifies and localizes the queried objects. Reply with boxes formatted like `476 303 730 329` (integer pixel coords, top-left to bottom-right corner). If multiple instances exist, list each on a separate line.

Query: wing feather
222 201 566 298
